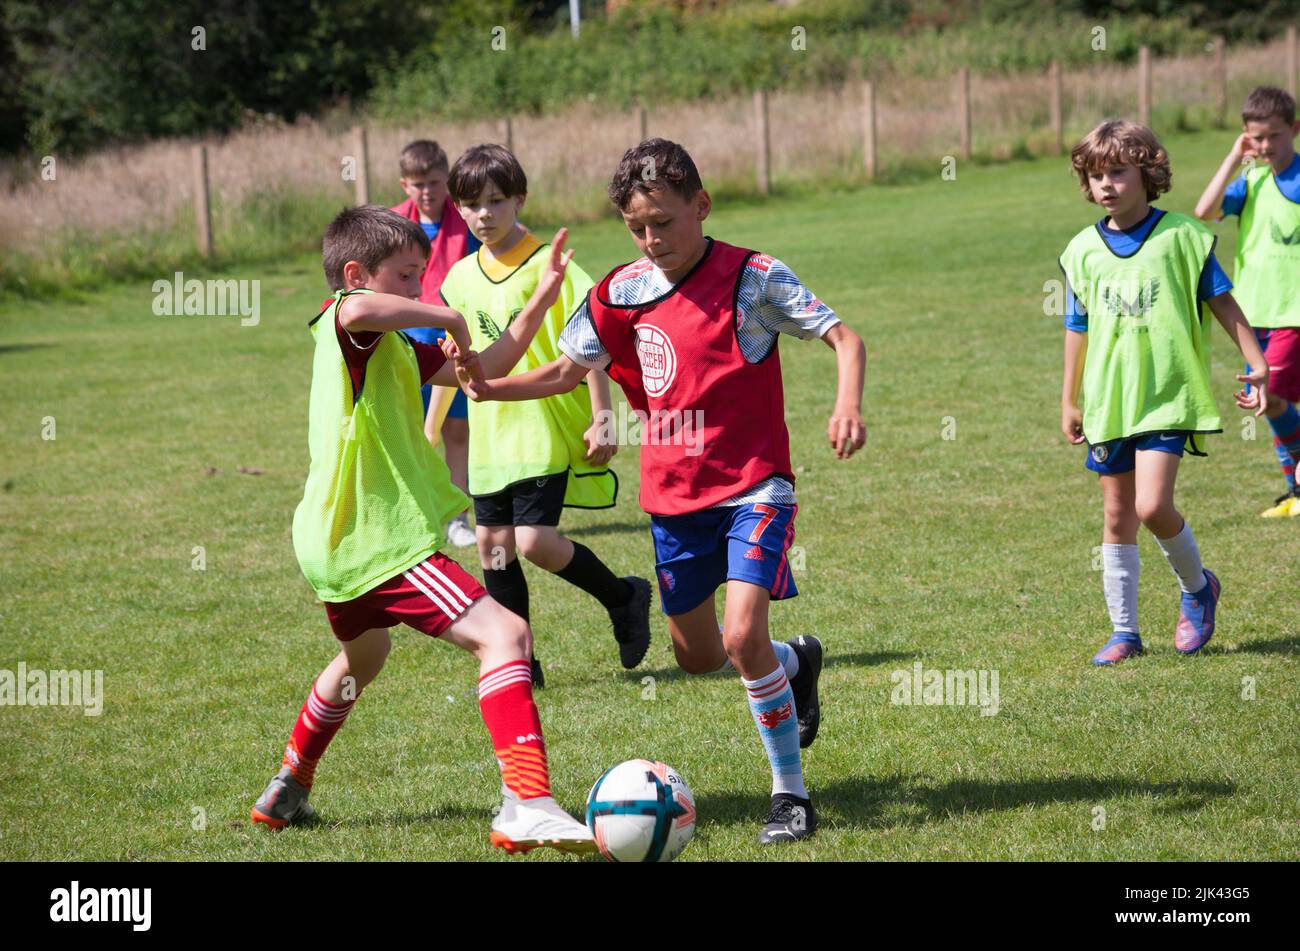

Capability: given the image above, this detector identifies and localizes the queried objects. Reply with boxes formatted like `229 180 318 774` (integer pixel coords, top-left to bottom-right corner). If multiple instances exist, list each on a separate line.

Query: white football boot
490 787 596 855
446 514 477 547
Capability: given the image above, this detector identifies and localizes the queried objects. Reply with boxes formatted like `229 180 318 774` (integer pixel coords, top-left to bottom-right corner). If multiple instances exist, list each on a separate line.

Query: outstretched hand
439 335 463 363
1234 366 1269 417
441 336 487 396
537 227 574 300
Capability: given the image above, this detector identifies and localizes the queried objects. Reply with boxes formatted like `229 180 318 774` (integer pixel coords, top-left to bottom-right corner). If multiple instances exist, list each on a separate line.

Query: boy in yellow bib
251 205 595 854
441 145 651 687
1058 121 1269 665
1195 86 1300 517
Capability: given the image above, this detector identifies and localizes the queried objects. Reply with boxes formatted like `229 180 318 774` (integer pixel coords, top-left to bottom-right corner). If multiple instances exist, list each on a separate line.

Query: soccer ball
585 759 696 862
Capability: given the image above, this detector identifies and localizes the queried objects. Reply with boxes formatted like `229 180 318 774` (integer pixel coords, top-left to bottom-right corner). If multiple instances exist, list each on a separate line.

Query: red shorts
323 552 487 642
1256 327 1300 403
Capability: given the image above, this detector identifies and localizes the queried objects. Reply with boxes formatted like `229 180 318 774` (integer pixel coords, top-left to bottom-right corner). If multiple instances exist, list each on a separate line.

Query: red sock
478 660 551 800
282 681 355 788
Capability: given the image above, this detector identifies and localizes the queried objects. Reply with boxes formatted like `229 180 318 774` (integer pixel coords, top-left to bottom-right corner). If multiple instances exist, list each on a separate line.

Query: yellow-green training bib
1059 211 1222 445
292 290 470 602
1234 164 1300 329
440 238 618 509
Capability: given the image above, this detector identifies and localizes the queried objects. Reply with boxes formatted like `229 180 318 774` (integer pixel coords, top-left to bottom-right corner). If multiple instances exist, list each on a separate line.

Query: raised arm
462 352 591 403
339 292 470 357
1194 135 1249 221
821 323 866 459
475 228 575 379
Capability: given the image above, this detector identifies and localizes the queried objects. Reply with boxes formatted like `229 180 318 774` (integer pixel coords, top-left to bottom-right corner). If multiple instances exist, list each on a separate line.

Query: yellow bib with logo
440 235 618 508
1059 212 1222 445
1234 164 1300 329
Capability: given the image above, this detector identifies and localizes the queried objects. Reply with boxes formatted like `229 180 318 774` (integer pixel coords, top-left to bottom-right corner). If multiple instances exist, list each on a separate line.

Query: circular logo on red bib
635 323 677 398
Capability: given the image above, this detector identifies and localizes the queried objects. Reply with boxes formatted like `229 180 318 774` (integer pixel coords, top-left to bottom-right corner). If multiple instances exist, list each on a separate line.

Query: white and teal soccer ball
585 759 696 862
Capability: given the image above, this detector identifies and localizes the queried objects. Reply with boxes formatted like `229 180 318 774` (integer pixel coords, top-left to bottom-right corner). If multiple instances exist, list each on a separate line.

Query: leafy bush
369 1 1214 125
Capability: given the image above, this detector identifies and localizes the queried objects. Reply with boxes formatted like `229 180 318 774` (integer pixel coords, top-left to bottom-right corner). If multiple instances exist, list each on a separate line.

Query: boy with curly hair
1058 120 1269 665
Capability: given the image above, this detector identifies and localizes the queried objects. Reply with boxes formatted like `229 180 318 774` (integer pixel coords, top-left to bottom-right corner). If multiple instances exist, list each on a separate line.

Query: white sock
1154 521 1207 594
1101 543 1139 634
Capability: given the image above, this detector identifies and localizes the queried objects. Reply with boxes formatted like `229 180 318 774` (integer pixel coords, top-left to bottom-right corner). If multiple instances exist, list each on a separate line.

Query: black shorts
473 471 568 527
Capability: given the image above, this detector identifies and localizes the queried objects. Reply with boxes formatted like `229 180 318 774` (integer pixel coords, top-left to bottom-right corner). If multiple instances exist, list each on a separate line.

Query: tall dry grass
0 37 1290 296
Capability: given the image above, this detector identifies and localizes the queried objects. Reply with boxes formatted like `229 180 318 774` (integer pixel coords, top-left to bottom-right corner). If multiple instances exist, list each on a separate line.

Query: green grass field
1 128 1297 861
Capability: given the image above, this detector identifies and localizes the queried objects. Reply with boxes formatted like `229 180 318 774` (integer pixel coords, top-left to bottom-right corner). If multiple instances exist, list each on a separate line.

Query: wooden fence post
637 105 648 143
352 126 369 205
1213 37 1227 129
862 79 877 180
755 89 770 195
1288 25 1298 99
958 67 971 160
193 145 212 257
501 116 514 152
1049 60 1063 155
1138 46 1151 126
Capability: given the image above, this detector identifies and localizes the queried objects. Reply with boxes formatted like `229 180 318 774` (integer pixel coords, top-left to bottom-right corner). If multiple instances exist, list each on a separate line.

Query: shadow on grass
626 651 914 685
0 343 54 356
308 805 497 830
698 774 1236 830
1224 636 1300 656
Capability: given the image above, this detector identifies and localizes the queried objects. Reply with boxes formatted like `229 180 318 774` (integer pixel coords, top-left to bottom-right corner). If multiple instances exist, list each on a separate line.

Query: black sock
483 557 530 624
555 541 632 611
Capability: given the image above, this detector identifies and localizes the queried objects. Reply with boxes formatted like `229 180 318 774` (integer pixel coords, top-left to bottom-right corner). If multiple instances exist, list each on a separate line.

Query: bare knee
722 629 768 671
477 528 516 569
515 531 543 563
1102 499 1134 536
341 639 391 689
442 418 469 448
515 528 569 572
1134 494 1170 527
496 610 532 657
673 642 721 675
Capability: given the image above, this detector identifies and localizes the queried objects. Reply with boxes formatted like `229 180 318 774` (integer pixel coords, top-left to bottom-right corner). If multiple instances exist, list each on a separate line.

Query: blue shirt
420 220 482 254
409 223 481 345
1221 153 1300 217
1063 208 1232 332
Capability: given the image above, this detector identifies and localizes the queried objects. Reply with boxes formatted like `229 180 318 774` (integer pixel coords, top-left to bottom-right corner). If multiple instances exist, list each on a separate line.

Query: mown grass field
1 128 1296 861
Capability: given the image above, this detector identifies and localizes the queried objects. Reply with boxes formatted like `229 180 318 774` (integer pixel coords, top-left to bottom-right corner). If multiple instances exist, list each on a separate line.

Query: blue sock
1268 403 1300 491
714 636 800 679
771 640 799 679
742 666 806 798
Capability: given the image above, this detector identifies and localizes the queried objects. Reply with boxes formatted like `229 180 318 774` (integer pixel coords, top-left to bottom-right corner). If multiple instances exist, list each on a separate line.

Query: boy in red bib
459 139 867 843
391 139 478 546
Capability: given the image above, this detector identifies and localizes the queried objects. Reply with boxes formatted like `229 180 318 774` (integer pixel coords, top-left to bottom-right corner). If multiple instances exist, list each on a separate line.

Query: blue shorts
421 384 468 419
407 327 468 420
1085 432 1186 475
650 503 798 616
